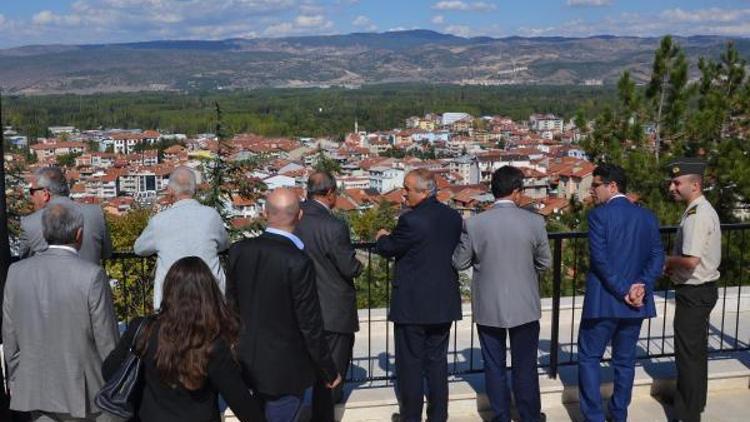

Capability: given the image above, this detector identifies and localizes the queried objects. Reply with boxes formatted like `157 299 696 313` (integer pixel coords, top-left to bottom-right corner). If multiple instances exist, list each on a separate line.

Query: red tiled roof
335 196 358 211
344 188 374 205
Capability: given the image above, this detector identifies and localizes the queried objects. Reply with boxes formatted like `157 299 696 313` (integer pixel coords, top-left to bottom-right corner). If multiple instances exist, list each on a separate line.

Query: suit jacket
226 232 337 397
453 202 552 328
582 196 665 319
19 196 113 265
2 248 119 417
294 200 363 333
134 198 230 310
375 196 463 324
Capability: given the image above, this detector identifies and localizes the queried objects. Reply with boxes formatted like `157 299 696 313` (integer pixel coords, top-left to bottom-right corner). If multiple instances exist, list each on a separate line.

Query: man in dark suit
294 172 363 422
375 168 463 422
577 164 664 422
227 188 341 422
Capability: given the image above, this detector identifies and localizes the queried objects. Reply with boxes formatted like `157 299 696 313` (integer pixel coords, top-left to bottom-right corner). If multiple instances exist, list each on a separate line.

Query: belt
675 281 717 289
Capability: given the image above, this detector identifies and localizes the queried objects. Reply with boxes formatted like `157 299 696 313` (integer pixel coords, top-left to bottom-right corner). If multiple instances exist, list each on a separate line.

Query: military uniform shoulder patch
686 206 698 216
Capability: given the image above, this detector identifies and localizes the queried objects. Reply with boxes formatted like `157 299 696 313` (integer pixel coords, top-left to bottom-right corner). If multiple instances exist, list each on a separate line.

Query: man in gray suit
135 166 230 310
453 166 552 422
3 202 119 421
19 166 113 265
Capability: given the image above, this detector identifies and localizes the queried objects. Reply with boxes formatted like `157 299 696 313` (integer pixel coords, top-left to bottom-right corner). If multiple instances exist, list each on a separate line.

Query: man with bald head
134 166 230 309
227 188 341 422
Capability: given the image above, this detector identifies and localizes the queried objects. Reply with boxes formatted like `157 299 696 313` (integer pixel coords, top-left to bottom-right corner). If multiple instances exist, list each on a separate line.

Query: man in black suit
375 168 463 422
294 172 363 422
227 188 341 422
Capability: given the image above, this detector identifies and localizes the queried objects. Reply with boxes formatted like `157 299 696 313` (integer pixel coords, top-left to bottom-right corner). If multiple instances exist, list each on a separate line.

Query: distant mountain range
1 30 748 95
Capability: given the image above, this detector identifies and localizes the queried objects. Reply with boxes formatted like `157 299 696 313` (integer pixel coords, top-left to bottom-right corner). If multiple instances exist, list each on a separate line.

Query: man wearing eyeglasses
19 166 112 265
577 163 664 422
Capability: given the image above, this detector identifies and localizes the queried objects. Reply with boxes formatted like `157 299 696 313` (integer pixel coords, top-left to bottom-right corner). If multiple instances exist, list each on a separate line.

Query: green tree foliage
380 148 406 158
105 208 152 251
5 160 32 243
55 151 82 167
312 149 342 174
4 85 618 139
104 208 154 318
200 102 266 238
349 201 398 241
687 42 750 222
645 36 690 161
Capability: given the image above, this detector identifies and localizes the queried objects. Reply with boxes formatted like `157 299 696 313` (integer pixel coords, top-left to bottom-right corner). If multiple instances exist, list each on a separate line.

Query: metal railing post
549 237 563 379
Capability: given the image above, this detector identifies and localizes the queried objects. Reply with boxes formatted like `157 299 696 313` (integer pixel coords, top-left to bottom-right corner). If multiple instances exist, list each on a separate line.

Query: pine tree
201 102 267 238
645 36 690 161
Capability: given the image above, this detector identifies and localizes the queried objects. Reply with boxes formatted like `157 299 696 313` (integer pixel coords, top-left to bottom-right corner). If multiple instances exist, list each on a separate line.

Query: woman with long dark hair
103 256 263 421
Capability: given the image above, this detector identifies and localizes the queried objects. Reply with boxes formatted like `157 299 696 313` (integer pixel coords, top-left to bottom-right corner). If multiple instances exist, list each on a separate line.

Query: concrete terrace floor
224 287 750 421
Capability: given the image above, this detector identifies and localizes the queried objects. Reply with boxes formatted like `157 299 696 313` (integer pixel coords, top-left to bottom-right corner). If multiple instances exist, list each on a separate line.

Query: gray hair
168 166 196 197
34 166 70 196
42 203 84 246
407 168 437 195
307 171 337 198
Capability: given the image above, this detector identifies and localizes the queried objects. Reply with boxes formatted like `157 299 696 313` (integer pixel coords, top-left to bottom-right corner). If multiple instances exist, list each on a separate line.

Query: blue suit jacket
582 197 664 319
375 197 463 324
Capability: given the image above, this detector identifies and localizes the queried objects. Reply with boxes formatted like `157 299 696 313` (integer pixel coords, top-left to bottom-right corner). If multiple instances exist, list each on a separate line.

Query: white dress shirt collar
607 193 627 203
47 245 79 255
313 198 332 213
266 227 305 250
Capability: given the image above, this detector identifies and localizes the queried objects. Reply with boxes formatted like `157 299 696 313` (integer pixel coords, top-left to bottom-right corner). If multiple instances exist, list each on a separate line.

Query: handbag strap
129 317 151 354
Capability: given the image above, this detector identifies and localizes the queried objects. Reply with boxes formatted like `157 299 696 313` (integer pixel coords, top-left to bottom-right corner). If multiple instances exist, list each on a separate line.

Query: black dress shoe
391 413 401 422
540 412 547 422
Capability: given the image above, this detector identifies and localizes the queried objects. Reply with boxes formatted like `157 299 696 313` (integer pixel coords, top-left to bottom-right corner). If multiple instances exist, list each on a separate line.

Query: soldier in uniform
665 157 721 422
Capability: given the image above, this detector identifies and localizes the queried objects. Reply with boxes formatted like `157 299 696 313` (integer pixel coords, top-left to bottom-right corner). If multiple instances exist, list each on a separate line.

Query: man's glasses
29 187 46 195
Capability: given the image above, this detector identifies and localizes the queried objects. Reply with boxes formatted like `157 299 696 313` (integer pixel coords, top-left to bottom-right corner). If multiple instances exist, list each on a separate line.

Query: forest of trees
2 84 617 141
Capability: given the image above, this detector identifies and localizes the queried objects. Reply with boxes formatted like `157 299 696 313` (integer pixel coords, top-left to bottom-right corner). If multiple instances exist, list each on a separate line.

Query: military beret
667 157 706 177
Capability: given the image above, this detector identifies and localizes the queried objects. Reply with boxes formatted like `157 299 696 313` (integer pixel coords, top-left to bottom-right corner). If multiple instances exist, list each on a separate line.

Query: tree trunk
654 73 668 162
0 89 12 410
0 90 11 293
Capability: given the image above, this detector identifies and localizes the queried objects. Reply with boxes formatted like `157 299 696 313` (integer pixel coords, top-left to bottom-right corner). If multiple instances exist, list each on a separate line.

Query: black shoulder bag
95 318 150 419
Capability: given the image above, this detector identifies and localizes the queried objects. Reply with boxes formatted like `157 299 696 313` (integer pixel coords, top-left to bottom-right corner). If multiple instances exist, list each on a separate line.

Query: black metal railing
103 223 750 384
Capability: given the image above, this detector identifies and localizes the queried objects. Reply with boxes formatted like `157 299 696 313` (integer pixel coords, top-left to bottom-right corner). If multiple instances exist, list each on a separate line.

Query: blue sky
1 1 749 48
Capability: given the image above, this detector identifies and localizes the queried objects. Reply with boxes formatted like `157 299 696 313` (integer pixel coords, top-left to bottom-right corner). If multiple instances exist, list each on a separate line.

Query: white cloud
32 10 82 26
517 7 750 38
433 1 496 12
295 14 326 27
660 8 750 24
445 24 471 37
352 15 378 31
567 0 612 7
431 15 445 24
0 0 349 46
264 14 334 36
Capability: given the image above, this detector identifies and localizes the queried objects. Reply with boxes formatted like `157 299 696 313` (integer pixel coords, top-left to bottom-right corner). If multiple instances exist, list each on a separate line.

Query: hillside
1 30 748 95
